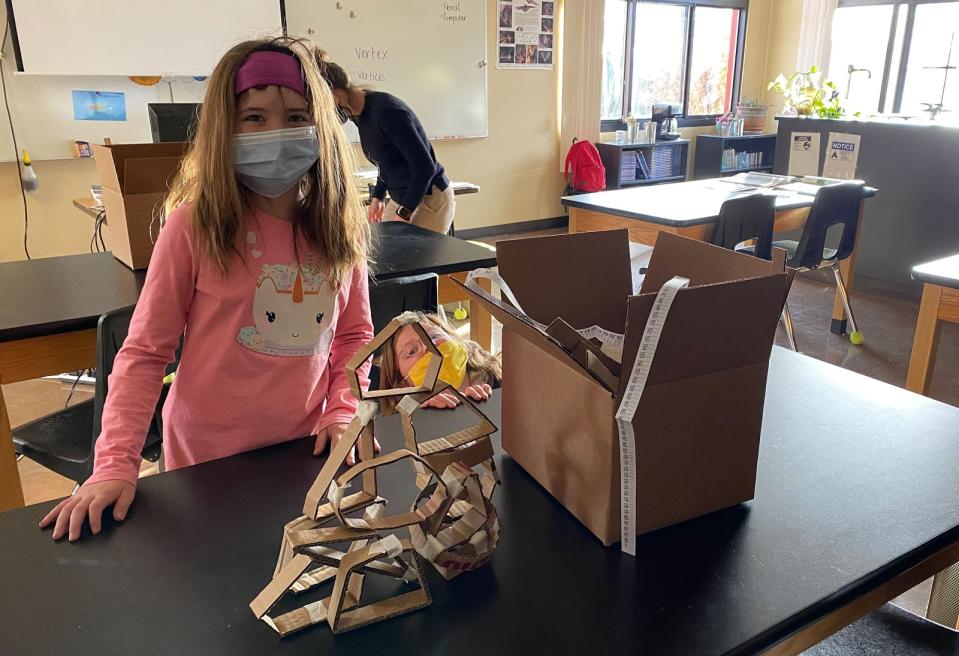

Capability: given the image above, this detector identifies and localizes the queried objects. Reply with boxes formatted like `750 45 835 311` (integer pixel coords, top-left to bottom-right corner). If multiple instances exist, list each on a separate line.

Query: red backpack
564 139 606 193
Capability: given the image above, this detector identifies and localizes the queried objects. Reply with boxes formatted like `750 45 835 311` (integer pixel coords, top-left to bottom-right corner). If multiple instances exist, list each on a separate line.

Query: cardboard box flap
640 232 785 294
453 277 605 387
123 156 184 194
92 142 189 192
618 273 789 395
497 229 632 332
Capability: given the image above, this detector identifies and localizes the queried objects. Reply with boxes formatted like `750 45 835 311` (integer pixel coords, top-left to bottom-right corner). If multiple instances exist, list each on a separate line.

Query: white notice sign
788 132 821 176
822 132 861 180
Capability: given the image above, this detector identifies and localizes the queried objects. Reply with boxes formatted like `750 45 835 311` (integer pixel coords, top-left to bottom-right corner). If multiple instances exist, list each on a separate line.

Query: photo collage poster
497 0 554 69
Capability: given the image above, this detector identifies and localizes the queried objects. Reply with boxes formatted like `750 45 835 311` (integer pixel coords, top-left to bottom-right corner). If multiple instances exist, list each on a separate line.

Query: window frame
601 0 749 132
835 0 959 114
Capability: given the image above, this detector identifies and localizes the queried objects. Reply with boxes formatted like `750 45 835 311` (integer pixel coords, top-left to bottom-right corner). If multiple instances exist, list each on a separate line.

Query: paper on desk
719 172 794 188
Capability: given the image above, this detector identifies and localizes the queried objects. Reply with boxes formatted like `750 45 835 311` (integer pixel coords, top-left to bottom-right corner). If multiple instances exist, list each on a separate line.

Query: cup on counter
615 130 627 144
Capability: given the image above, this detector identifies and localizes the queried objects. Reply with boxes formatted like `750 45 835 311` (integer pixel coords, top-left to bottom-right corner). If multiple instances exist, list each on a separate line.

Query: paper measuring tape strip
576 325 626 363
614 276 689 556
465 268 547 331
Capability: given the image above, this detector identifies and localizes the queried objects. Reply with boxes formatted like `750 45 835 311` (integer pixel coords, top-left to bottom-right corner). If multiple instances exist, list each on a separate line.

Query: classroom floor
6 233 957 619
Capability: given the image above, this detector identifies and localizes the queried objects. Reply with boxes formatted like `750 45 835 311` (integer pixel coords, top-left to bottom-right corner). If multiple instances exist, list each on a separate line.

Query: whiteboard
9 0 282 76
285 0 488 139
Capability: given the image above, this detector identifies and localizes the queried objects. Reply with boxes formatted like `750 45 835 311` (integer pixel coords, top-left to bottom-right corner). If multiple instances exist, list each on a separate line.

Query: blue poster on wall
72 90 127 121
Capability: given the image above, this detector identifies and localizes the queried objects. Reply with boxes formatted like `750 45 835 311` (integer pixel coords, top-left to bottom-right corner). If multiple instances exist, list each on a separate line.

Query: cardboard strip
250 554 313 619
614 275 689 556
303 403 378 519
331 450 451 532
345 317 443 401
399 385 498 458
327 541 432 634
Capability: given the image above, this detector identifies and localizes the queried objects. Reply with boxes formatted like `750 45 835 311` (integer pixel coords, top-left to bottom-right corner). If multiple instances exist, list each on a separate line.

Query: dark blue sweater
353 91 448 211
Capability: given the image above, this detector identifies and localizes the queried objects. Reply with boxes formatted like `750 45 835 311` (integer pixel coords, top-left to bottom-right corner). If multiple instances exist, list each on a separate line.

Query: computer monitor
148 103 201 143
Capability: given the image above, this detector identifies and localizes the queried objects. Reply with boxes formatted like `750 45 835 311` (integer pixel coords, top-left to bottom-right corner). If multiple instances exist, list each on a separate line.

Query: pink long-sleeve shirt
87 204 373 486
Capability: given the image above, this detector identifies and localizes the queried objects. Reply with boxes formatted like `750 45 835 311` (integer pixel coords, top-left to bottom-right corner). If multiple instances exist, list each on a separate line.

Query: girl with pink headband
41 38 374 541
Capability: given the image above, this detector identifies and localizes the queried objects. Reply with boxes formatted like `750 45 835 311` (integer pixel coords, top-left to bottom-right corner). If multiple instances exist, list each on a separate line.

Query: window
600 0 747 131
828 1 959 118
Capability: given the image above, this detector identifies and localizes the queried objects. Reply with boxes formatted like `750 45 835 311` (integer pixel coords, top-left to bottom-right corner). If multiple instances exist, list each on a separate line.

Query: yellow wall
427 0 564 232
761 0 805 122
0 160 101 262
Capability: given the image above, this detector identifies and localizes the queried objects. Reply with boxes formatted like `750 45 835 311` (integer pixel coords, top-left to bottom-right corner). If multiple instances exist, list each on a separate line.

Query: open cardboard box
92 142 188 270
456 230 792 546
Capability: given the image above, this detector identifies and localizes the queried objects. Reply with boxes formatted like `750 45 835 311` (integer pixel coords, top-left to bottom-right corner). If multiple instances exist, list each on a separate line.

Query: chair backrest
92 305 136 441
368 273 439 335
788 182 864 269
710 193 777 260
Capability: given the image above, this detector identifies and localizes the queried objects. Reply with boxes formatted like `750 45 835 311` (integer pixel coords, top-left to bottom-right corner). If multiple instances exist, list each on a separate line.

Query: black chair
710 192 776 259
710 193 799 351
802 603 959 655
14 306 165 485
774 182 866 345
368 273 440 335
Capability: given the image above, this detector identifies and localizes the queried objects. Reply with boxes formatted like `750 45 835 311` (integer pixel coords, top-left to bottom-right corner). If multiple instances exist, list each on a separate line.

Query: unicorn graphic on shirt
237 264 337 357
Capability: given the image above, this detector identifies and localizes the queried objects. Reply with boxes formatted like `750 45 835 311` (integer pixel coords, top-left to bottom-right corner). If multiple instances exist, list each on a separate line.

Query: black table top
3 348 959 655
0 223 496 343
561 179 878 227
913 253 959 289
370 221 496 280
0 252 144 343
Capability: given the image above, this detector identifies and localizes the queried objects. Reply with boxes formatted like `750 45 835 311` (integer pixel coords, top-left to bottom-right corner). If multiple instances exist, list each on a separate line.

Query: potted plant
768 66 846 119
736 98 769 133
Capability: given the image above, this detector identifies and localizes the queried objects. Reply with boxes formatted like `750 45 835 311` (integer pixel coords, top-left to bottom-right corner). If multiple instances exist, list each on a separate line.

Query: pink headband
234 51 306 97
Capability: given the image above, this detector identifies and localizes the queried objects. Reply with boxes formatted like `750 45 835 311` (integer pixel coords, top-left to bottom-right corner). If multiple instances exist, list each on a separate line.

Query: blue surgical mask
233 126 320 198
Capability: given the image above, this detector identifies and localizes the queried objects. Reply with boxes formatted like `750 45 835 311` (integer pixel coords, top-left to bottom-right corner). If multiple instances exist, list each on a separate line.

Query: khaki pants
385 185 455 234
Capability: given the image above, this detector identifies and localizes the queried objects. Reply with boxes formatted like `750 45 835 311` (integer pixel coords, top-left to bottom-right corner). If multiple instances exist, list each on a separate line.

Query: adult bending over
318 52 454 234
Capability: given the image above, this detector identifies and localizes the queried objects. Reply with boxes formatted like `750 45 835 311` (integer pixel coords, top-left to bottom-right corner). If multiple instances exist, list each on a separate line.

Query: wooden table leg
830 200 866 335
438 274 493 353
470 277 493 352
906 283 944 395
0 329 97 511
0 384 25 512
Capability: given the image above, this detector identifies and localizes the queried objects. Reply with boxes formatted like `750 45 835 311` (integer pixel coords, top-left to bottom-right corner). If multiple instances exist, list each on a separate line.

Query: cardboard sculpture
456 230 793 548
251 312 500 635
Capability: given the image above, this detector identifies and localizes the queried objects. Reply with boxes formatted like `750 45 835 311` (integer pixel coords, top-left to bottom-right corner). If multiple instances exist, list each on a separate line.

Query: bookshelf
693 133 777 180
595 139 690 190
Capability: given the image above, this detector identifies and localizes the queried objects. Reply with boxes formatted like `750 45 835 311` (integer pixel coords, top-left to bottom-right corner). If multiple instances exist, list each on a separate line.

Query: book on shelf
636 150 651 179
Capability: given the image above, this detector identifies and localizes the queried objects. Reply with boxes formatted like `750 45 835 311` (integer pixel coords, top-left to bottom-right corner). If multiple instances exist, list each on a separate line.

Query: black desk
0 223 496 511
0 253 144 344
371 221 496 280
3 348 959 655
562 179 878 336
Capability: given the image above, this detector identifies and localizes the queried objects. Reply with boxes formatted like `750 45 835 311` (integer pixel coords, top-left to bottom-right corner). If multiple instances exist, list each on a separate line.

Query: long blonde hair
164 37 368 288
